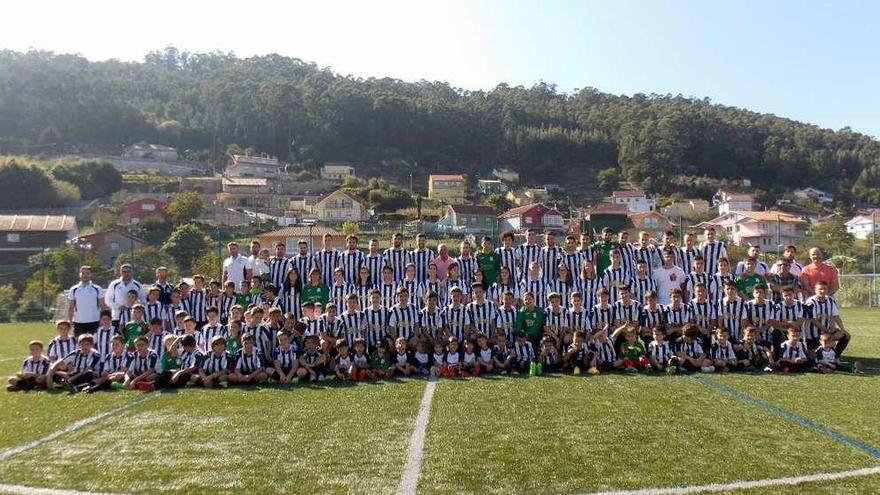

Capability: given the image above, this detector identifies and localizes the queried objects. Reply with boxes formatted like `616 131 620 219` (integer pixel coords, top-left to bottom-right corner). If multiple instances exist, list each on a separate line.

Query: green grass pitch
0 309 878 494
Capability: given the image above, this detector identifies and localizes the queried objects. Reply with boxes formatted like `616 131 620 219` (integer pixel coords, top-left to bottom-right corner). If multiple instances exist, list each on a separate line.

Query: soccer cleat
317 374 325 382
511 370 520 375
700 366 715 373
587 366 599 375
219 381 229 388
572 366 581 376
763 366 774 373
82 385 94 394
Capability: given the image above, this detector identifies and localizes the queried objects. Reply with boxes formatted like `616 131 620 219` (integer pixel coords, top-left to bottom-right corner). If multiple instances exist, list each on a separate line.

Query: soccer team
6 226 863 393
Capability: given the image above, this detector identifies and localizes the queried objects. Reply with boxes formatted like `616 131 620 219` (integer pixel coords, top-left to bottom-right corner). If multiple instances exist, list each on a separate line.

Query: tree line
1 47 879 203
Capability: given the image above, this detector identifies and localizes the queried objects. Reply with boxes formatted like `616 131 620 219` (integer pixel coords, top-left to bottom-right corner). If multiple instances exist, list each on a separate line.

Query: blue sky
4 0 879 136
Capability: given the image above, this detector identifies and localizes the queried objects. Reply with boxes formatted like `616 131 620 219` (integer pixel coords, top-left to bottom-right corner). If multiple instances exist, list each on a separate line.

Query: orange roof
730 210 805 223
258 225 344 238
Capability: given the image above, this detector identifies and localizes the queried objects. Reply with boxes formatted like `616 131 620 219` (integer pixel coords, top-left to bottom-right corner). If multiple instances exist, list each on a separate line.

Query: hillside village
2 141 877 290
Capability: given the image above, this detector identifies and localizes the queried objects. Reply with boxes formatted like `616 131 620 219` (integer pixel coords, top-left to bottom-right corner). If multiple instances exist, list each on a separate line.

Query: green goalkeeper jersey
123 321 147 349
620 340 646 360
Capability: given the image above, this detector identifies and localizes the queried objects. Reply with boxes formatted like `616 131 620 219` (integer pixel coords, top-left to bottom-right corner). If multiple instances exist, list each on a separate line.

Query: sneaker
511 370 520 375
763 366 774 373
572 366 581 376
67 382 78 394
587 366 599 375
700 366 715 373
500 370 508 375
317 374 325 382
82 386 94 394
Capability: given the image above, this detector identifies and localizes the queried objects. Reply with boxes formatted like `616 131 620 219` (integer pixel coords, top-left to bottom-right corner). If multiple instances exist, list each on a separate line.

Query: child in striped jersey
230 333 267 385
332 340 354 380
772 326 811 373
198 336 229 388
7 341 49 392
123 336 159 391
174 334 203 387
805 281 851 357
146 317 168 360
411 341 431 377
494 291 518 344
563 331 590 375
117 290 140 329
587 329 617 374
443 263 468 305
351 339 370 381
647 327 676 374
735 327 768 372
93 311 118 360
390 337 415 377
511 331 535 375
543 292 567 350
320 303 344 354
48 334 101 393
270 331 298 385
85 335 127 393
430 342 447 378
709 328 737 372
460 338 479 377
390 288 420 350
639 291 665 346
491 333 514 374
443 287 472 343
47 320 75 363
674 324 715 373
814 333 864 374
297 335 327 382
419 292 443 343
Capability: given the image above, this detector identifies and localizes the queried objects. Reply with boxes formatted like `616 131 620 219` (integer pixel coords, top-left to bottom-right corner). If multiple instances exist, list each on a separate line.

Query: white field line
0 394 156 463
580 465 880 495
0 483 129 495
397 378 437 495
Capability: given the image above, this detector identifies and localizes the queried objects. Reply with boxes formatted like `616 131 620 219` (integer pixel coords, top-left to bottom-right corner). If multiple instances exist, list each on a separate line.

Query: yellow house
428 174 467 204
313 189 369 222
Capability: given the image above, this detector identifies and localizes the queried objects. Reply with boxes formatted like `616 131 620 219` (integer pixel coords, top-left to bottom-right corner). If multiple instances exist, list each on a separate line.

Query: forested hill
1 48 879 203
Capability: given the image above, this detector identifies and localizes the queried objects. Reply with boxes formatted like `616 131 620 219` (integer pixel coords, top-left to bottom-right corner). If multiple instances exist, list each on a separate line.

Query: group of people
6 226 862 393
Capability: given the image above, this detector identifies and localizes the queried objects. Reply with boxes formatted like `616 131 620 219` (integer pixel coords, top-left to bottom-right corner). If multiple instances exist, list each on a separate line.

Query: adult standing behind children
800 247 839 296
68 265 104 337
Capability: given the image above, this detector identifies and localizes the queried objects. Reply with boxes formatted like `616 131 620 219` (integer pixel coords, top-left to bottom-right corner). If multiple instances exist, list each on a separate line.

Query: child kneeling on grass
564 331 590 375
230 333 267 385
350 338 370 381
587 329 619 375
123 335 159 391
814 333 864 374
647 327 676 374
460 339 479 377
709 328 738 372
333 340 354 380
736 326 769 372
533 335 559 376
297 334 326 382
7 340 49 392
391 337 414 377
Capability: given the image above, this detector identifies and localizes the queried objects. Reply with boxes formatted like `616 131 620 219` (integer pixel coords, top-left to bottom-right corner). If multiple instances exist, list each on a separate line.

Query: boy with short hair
647 326 676 374
85 334 127 393
736 326 768 372
48 334 101 393
7 341 49 392
297 335 326 382
123 335 159 391
271 331 298 384
675 324 714 373
709 328 737 372
230 333 267 385
564 330 590 375
198 336 229 387
47 320 75 362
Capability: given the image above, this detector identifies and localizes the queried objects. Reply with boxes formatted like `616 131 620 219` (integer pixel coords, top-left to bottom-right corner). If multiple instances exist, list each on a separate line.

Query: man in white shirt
222 241 251 289
245 239 261 274
104 263 144 326
651 248 687 305
68 265 104 337
770 245 803 277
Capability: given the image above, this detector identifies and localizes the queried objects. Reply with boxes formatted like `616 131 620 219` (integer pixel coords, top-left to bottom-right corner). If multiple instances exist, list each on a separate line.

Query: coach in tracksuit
67 265 104 337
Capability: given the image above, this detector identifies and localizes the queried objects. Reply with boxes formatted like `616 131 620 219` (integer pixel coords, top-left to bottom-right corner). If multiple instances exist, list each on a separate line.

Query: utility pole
216 226 222 281
872 210 877 307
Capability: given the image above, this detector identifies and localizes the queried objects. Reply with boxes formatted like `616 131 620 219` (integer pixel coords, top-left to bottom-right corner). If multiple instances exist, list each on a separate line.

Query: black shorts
73 321 99 337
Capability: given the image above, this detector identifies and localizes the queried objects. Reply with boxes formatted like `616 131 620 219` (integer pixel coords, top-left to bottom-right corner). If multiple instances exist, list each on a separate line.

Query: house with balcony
628 211 676 239
218 177 273 208
845 211 880 240
698 210 806 252
0 215 78 264
227 154 281 178
312 190 369 222
477 179 507 195
506 187 549 207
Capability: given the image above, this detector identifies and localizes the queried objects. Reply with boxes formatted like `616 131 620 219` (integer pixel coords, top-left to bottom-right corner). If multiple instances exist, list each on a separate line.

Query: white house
698 210 806 252
313 190 369 222
714 189 755 215
124 143 178 161
227 154 281 178
320 163 355 181
612 189 656 213
793 187 834 204
845 212 880 240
